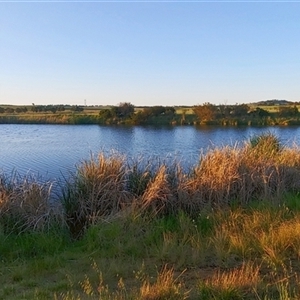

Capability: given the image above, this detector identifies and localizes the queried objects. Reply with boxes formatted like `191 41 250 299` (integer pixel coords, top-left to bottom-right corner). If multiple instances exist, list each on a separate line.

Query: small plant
248 132 282 157
139 265 188 300
198 262 261 299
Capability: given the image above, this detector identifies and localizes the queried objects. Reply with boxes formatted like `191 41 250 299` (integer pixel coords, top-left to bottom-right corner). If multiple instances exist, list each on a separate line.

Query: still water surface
1 124 300 181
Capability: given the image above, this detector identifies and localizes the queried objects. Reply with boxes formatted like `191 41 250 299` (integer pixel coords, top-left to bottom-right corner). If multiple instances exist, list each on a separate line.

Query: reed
138 165 175 215
176 133 300 211
0 172 59 234
2 133 300 237
61 153 130 238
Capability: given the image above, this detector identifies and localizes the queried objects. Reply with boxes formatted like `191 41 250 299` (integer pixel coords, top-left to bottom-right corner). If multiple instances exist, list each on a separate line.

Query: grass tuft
61 153 130 238
0 171 59 234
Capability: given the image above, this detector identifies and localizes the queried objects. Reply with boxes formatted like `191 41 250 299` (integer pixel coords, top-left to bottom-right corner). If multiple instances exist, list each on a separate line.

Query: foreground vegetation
2 100 300 126
2 133 300 298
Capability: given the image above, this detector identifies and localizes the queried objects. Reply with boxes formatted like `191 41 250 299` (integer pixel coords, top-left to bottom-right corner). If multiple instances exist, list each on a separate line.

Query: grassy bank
2 202 300 299
0 113 100 125
2 133 300 299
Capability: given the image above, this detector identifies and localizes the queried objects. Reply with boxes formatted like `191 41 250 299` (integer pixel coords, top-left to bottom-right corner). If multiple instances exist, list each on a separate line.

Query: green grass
2 203 300 299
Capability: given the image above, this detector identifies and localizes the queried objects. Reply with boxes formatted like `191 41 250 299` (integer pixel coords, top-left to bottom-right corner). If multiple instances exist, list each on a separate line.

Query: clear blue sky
1 1 299 107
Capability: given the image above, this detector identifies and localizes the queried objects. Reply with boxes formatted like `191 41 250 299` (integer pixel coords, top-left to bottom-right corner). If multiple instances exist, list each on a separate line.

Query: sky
0 1 300 107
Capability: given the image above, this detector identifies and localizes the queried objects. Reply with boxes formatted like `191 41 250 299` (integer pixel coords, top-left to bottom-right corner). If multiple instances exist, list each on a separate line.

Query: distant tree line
0 106 28 114
193 103 300 126
0 105 84 114
1 102 300 126
31 105 66 113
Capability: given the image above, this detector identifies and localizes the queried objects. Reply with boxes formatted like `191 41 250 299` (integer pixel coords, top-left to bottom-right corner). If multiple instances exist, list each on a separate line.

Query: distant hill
252 99 294 106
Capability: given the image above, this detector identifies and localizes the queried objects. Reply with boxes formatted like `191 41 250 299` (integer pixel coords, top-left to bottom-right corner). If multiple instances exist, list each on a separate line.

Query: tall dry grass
0 172 57 234
3 133 300 237
54 133 300 235
138 165 175 215
61 153 130 238
176 134 300 213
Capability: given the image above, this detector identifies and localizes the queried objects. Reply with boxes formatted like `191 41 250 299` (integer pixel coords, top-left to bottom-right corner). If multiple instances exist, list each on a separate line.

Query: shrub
247 131 282 157
61 153 131 238
0 172 57 234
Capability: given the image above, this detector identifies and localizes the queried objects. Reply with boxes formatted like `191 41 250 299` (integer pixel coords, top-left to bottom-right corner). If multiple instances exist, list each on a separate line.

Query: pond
1 124 300 181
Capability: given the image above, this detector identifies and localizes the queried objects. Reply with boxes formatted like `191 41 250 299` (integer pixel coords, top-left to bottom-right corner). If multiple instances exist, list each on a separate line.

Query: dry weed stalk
139 165 175 215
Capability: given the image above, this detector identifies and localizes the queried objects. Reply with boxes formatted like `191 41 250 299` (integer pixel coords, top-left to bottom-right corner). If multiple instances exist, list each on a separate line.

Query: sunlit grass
2 133 300 298
2 204 300 299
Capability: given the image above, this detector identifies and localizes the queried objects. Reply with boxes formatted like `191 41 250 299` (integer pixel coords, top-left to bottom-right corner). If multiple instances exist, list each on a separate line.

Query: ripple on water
1 124 300 181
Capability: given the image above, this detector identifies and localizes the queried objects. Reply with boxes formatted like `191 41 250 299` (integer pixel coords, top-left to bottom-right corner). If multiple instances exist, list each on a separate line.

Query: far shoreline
1 101 300 126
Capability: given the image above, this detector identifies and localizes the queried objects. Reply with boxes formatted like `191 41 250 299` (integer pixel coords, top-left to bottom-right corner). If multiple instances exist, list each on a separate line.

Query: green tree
57 105 65 112
251 107 270 118
117 102 135 118
31 105 44 112
278 105 298 117
230 104 250 117
70 105 84 112
142 106 175 117
5 107 15 113
165 106 176 115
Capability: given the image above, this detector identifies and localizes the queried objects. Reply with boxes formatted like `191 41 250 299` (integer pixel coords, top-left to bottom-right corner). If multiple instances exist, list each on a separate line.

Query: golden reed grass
0 173 56 233
2 133 300 235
